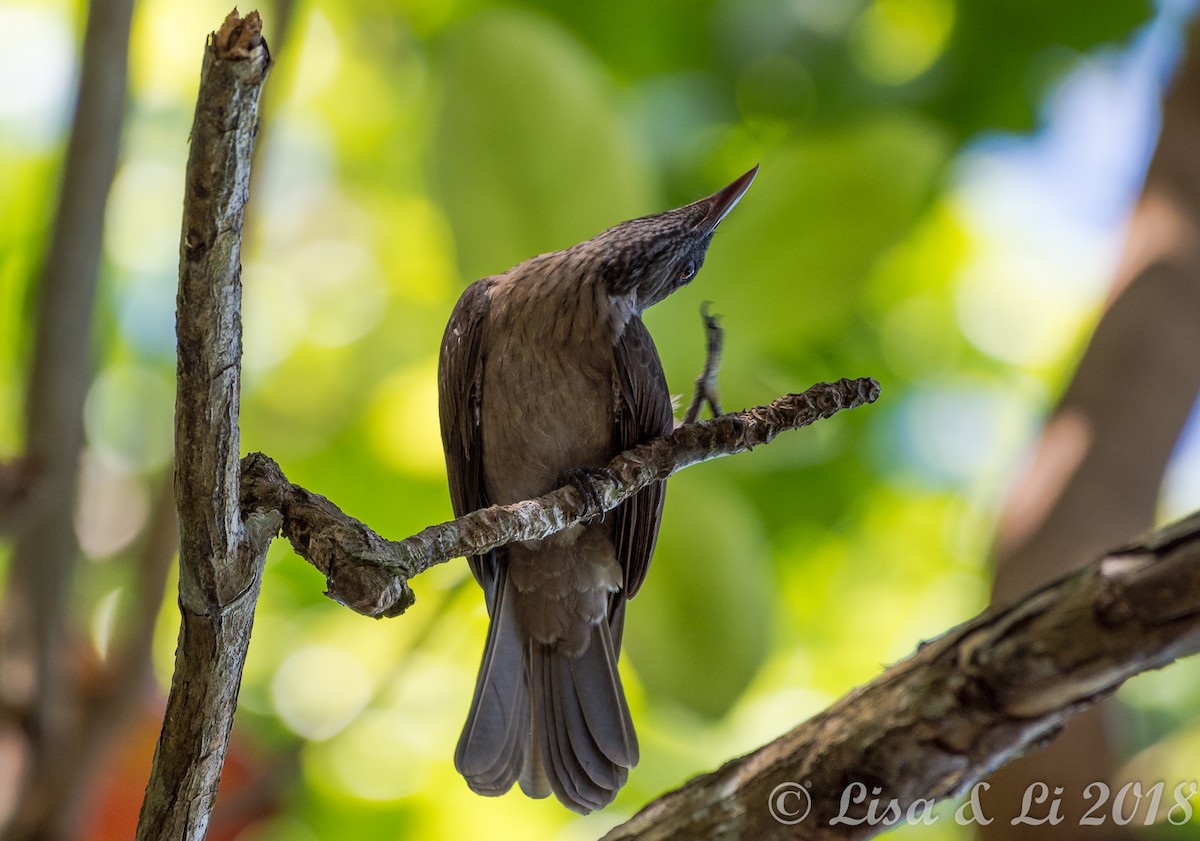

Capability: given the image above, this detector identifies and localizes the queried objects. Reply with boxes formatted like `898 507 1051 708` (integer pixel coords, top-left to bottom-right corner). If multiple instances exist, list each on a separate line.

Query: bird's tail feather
455 569 529 795
458 578 637 813
531 620 636 813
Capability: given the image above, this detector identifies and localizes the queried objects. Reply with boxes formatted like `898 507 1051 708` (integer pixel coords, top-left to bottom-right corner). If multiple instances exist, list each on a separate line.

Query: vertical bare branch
0 0 134 836
135 12 275 841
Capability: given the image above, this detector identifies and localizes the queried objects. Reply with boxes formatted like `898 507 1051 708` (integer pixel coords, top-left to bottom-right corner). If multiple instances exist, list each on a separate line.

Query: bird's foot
556 467 618 522
683 301 724 423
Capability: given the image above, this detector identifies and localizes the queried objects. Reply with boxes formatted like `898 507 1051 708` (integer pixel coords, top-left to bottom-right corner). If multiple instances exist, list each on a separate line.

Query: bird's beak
696 165 759 235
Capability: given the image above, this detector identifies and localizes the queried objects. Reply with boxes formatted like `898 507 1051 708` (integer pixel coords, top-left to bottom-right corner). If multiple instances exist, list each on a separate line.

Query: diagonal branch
981 18 1200 835
600 510 1200 841
239 377 881 618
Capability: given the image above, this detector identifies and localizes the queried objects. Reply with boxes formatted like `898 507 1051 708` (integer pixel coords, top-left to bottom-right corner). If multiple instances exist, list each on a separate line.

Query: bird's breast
478 276 620 506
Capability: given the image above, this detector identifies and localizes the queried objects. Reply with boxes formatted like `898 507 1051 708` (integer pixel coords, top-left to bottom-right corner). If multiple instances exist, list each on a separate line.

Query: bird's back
446 260 647 811
479 259 624 505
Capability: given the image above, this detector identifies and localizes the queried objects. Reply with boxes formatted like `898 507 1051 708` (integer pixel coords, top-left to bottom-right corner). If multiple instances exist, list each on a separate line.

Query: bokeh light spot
850 0 954 86
285 10 341 106
90 588 122 661
272 645 373 741
365 361 445 478
0 5 74 145
373 195 458 303
888 379 1034 488
1161 396 1200 521
292 240 387 348
955 251 1083 367
322 709 429 801
880 294 959 378
104 161 185 275
83 364 175 472
243 261 311 374
75 449 150 559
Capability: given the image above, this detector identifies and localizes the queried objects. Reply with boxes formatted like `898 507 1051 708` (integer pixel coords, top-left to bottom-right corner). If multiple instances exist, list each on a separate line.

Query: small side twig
240 377 881 618
683 301 724 423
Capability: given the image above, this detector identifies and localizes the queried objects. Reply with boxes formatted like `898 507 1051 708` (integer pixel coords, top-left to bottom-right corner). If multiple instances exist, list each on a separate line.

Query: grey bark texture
135 12 275 841
602 511 1200 841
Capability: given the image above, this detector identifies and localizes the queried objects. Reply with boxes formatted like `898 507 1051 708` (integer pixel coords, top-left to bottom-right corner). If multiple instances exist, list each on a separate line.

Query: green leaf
625 472 773 719
430 9 656 281
674 113 950 370
931 0 1153 136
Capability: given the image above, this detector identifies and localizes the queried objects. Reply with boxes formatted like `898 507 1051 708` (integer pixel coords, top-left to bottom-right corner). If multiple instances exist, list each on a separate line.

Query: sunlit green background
3 0 1200 838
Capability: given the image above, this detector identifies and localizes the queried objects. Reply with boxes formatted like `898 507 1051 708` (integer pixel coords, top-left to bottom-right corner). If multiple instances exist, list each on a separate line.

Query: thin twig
683 301 724 423
240 377 881 618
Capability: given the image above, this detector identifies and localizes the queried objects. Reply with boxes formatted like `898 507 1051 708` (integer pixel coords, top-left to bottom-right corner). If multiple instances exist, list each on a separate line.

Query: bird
438 166 757 813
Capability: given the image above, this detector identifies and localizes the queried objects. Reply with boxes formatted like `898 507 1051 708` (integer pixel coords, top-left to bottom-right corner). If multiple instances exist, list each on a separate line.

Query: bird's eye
679 261 696 281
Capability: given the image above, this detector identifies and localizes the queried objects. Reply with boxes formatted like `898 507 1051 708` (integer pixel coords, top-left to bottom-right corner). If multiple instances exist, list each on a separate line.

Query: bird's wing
612 316 674 600
438 278 499 602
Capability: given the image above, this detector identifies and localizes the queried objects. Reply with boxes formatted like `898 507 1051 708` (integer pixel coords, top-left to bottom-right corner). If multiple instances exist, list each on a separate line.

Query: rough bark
982 20 1200 838
603 511 1200 841
0 0 134 836
238 378 881 618
135 13 274 841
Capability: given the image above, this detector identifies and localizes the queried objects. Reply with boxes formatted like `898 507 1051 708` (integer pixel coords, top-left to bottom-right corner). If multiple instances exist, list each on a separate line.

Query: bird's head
579 166 758 311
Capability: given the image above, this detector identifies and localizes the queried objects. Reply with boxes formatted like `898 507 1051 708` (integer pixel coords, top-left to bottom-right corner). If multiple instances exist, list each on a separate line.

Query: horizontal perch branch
239 376 881 618
601 510 1200 841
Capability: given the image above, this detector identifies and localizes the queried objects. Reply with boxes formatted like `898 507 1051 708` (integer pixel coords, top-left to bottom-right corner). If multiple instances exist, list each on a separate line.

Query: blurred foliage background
2 0 1200 838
